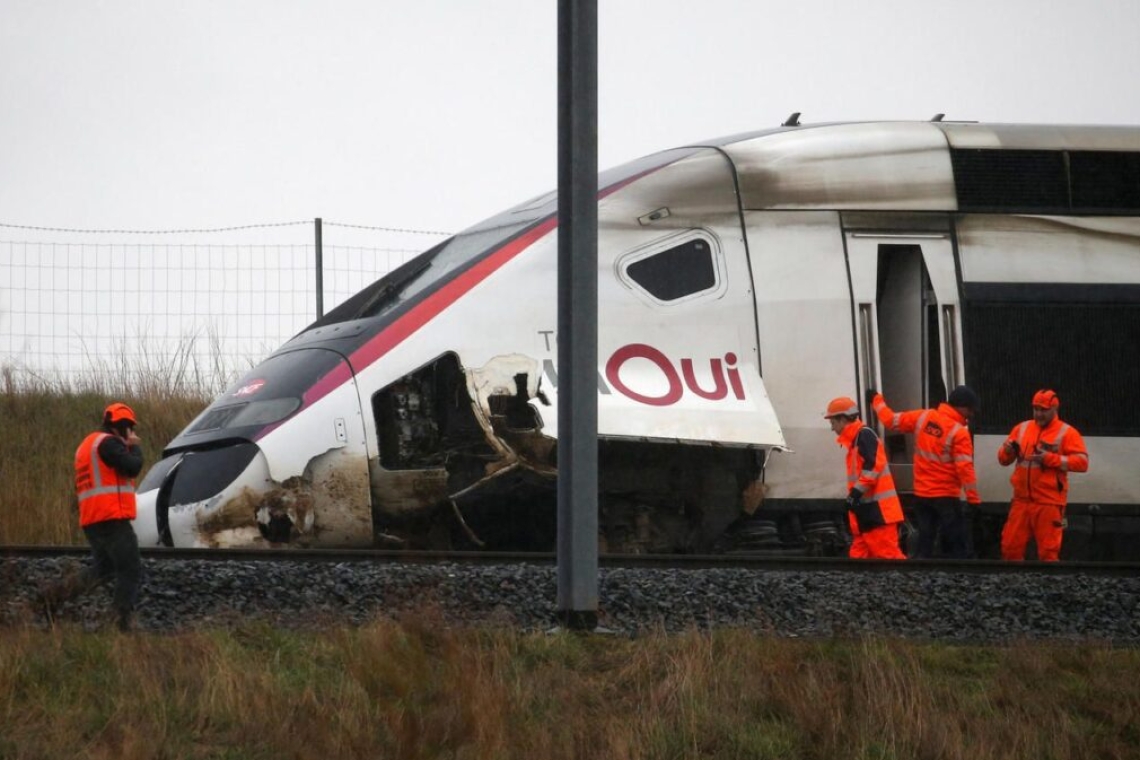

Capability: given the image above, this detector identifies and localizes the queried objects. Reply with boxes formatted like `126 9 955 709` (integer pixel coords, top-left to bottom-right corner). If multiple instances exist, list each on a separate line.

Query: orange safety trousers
848 523 906 560
1001 498 1064 561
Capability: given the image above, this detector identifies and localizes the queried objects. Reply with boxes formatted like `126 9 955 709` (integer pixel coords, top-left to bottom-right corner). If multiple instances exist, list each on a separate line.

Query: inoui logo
605 343 746 406
542 343 747 407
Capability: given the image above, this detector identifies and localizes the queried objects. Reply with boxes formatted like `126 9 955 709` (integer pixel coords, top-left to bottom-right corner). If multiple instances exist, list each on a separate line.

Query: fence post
314 217 324 319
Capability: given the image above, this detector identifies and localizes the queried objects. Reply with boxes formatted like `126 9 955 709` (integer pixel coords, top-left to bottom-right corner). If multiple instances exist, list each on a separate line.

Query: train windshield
172 349 346 444
317 214 540 326
315 146 699 329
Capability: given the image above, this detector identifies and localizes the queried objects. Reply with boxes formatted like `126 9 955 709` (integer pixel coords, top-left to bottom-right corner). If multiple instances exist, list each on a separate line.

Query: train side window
963 293 1140 437
618 231 725 305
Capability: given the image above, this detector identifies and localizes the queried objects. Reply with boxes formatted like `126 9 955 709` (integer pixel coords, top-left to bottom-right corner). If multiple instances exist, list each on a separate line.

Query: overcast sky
3 0 1139 242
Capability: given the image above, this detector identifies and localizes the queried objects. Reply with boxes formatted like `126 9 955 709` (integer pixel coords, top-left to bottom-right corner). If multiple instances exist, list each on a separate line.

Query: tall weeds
0 361 211 545
1 622 1138 760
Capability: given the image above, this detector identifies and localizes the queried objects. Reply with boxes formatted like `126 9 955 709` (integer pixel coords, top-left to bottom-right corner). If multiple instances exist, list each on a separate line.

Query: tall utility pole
555 0 599 630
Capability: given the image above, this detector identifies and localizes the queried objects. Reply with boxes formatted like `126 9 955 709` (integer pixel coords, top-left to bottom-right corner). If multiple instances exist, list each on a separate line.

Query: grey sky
2 0 1139 240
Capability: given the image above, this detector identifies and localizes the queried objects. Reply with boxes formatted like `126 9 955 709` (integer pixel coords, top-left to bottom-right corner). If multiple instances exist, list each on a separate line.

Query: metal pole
314 217 324 319
556 0 598 630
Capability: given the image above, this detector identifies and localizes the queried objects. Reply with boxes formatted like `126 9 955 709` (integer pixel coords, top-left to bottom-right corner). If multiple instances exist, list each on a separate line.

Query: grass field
3 618 1139 760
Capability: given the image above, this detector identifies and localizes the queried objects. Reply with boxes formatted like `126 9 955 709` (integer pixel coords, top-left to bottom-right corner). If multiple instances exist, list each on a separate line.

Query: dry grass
1 618 1138 759
0 366 211 545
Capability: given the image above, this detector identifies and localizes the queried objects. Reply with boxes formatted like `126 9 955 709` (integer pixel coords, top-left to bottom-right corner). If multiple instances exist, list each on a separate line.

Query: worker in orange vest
824 396 906 559
42 402 144 631
997 389 1088 561
869 385 981 559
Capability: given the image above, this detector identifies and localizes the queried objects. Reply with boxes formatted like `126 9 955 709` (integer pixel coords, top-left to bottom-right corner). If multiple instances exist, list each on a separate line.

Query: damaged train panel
137 350 375 549
463 353 555 475
361 348 772 552
133 138 789 554
366 351 559 548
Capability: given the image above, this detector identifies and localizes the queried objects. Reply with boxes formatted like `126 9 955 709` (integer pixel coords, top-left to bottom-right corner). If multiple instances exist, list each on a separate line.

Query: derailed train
134 120 1140 560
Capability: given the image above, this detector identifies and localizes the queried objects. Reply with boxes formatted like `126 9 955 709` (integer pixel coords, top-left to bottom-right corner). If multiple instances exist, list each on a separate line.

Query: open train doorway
844 231 964 494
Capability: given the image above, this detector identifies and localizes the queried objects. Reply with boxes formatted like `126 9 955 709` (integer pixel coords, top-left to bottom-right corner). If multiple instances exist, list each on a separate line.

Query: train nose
132 489 162 547
145 442 279 548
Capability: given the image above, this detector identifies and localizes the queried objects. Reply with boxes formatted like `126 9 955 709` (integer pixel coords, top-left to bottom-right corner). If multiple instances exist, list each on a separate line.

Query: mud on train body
134 120 1140 560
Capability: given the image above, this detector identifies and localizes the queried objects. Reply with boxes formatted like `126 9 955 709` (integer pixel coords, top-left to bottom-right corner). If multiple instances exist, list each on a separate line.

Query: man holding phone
43 402 144 631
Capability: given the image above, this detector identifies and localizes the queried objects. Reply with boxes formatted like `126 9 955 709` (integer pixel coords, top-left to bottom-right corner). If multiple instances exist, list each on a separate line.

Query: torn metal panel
367 352 558 549
464 353 556 476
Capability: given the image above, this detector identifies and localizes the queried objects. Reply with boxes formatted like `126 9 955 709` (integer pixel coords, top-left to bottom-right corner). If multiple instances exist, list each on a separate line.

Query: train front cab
135 347 374 548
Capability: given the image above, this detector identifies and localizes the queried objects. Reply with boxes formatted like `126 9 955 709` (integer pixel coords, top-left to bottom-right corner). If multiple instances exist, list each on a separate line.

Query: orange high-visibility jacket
997 417 1088 507
74 432 137 527
837 419 904 530
873 396 981 504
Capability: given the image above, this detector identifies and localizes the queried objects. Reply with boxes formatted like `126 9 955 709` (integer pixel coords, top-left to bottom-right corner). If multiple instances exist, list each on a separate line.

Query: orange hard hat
1032 389 1060 409
104 402 137 425
823 396 859 419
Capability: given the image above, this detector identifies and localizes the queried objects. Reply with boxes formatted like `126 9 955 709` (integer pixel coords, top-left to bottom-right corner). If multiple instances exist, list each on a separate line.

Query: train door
844 231 963 492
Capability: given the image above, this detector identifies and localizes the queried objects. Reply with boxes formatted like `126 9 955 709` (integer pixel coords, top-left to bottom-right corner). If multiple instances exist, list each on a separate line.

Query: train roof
701 120 1140 151
683 121 1140 214
293 119 1139 353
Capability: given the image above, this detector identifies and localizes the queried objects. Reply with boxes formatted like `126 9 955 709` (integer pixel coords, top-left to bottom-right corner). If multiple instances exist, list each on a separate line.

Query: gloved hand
845 489 860 510
865 388 879 409
1003 439 1020 458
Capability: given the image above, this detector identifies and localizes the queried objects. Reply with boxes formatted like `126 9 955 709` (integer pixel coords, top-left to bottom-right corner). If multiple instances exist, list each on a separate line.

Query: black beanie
948 385 980 410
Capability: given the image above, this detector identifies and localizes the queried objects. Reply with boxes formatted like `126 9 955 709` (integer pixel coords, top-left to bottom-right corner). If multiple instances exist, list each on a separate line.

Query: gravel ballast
3 557 1139 642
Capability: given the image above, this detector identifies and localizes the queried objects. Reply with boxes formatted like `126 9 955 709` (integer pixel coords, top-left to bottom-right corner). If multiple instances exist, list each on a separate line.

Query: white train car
135 120 1140 559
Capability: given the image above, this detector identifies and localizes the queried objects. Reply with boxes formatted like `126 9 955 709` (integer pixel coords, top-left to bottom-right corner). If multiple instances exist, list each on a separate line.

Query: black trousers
82 519 141 618
913 496 968 559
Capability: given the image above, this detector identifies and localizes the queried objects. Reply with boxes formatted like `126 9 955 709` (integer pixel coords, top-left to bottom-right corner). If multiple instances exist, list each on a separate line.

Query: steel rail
3 545 1140 576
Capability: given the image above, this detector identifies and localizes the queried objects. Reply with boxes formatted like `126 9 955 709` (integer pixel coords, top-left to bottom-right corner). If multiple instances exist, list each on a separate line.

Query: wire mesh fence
0 222 446 393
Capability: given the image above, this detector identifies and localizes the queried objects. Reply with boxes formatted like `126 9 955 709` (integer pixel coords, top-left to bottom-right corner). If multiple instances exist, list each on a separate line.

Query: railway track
4 544 1140 575
5 544 1140 641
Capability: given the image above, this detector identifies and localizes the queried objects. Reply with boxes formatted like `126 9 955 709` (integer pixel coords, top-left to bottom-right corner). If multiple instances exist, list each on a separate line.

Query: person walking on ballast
43 402 144 631
869 385 981 559
997 389 1088 561
824 396 906 559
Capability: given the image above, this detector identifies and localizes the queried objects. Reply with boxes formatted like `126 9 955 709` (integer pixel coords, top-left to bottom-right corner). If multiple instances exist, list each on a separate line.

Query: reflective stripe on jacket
74 432 137 527
837 419 904 529
873 396 980 503
996 418 1089 507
